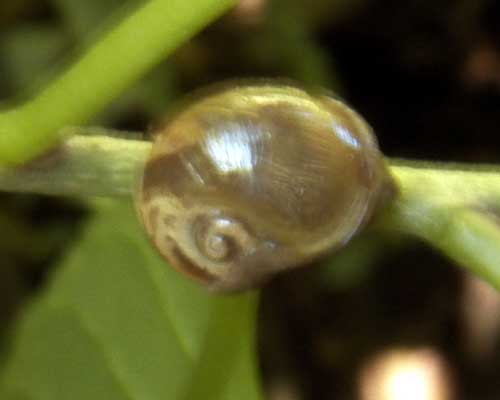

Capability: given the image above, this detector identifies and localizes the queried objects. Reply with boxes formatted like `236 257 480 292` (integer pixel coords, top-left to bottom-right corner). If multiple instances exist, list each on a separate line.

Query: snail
136 82 393 291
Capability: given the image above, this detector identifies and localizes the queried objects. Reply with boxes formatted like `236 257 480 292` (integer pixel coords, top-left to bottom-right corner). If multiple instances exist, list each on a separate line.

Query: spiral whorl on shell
136 82 392 291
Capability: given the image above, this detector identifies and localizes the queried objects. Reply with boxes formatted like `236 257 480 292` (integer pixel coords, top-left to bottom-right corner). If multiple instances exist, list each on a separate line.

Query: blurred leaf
258 0 339 89
283 0 369 29
318 231 405 290
0 209 73 264
97 62 179 124
0 1 43 28
226 0 338 89
51 0 136 42
0 200 261 400
0 25 67 96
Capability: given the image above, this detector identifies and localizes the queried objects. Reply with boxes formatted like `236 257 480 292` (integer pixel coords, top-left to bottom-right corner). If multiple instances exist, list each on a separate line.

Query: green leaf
0 25 67 95
318 231 406 290
0 200 261 400
51 0 130 41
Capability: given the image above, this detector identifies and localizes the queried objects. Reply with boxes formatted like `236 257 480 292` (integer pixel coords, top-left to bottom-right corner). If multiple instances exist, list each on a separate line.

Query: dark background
1 1 500 398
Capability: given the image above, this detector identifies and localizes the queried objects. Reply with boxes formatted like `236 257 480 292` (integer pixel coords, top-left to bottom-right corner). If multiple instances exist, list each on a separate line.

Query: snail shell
136 82 392 291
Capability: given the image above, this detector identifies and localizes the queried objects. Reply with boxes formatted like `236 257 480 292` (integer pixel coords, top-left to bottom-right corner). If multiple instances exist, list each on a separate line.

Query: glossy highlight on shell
136 82 392 291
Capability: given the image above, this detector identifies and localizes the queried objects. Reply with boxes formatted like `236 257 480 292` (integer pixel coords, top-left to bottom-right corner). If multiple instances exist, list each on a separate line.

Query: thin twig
0 133 499 289
0 132 150 197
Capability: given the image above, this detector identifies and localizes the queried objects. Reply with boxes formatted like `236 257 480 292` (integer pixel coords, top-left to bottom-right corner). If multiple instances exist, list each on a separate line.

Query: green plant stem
380 161 500 289
0 130 150 197
1 135 499 289
0 0 237 166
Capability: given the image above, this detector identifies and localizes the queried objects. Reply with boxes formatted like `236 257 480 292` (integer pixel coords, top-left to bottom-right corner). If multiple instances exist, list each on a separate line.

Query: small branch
0 132 150 197
380 162 500 289
0 133 499 289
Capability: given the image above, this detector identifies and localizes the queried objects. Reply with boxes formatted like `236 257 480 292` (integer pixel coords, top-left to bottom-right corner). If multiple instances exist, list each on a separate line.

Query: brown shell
136 83 392 291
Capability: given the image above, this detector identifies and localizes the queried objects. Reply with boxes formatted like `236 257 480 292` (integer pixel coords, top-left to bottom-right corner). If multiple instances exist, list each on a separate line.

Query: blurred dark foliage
1 0 500 399
321 0 500 162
